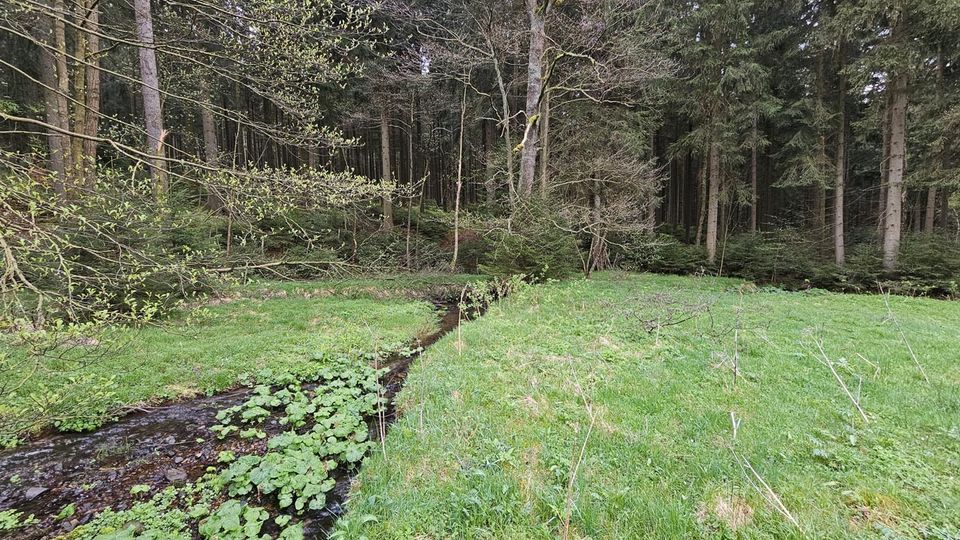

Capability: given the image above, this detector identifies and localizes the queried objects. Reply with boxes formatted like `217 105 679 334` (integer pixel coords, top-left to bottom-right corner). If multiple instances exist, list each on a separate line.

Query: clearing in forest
344 272 960 539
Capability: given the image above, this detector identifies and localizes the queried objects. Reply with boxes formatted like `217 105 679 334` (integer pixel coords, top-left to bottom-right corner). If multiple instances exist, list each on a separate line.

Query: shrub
352 230 450 271
887 233 960 296
624 228 960 298
478 204 580 281
720 230 819 283
410 203 454 243
613 233 708 275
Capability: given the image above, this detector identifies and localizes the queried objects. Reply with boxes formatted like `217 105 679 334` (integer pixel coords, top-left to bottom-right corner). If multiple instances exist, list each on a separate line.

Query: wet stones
24 486 48 499
164 468 187 484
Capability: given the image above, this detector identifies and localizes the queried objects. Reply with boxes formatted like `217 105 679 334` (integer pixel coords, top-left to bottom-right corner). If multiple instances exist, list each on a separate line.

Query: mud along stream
0 298 477 539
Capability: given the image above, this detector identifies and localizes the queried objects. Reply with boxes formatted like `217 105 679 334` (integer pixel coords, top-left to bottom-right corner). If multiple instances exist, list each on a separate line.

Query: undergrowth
62 350 396 540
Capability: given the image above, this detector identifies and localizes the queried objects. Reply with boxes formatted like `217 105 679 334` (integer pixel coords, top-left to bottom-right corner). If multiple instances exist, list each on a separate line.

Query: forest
0 0 959 538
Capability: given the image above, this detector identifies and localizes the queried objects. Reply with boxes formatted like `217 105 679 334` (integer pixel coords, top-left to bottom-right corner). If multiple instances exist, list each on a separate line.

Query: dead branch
878 283 930 384
813 337 870 423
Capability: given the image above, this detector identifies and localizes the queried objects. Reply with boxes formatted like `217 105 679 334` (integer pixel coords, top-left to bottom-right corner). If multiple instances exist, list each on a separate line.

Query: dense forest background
2 0 960 332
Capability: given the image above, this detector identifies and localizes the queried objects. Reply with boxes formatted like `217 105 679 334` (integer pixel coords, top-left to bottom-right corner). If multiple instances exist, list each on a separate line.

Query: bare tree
518 0 549 197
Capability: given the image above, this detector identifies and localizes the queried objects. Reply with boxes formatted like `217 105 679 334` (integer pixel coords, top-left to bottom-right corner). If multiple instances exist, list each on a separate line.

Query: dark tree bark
834 104 846 266
539 88 550 196
380 106 394 231
53 0 73 189
491 54 515 204
39 14 66 192
484 118 496 205
750 114 758 233
926 46 946 234
81 0 101 189
200 80 221 210
878 91 891 235
834 46 847 266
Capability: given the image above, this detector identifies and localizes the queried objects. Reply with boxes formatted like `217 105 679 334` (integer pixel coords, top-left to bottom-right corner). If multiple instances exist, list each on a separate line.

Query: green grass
343 272 960 539
0 274 480 443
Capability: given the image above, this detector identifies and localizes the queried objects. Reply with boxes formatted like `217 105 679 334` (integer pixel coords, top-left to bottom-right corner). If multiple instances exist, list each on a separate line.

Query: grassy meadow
342 273 960 539
0 274 480 445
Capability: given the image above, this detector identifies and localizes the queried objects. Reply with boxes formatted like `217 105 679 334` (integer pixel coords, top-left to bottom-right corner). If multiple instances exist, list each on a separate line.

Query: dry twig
878 283 930 384
813 337 870 423
729 412 801 530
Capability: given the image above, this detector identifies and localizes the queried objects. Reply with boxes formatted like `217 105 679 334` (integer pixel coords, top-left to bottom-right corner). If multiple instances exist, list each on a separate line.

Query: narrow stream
0 298 476 539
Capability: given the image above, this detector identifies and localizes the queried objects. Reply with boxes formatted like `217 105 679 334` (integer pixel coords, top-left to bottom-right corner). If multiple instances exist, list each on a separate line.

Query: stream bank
0 296 480 539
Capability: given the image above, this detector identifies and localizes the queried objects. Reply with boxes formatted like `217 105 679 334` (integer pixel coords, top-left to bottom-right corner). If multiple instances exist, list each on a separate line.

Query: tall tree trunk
200 95 218 168
82 0 100 189
878 92 891 235
380 107 393 231
519 0 546 198
133 0 167 198
539 88 550 196
39 13 66 192
53 0 73 189
71 0 92 186
451 82 467 270
706 142 720 264
750 113 758 233
695 155 707 247
646 128 657 236
940 189 951 231
926 45 946 234
484 119 496 205
883 72 908 271
834 103 846 266
408 93 416 187
406 94 417 269
200 80 221 210
924 188 937 234
834 45 847 266
491 55 515 204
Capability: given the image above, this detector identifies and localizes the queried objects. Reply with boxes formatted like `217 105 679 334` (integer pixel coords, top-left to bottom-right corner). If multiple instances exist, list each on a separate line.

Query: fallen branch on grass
878 283 930 385
210 260 358 273
814 338 870 423
562 372 597 540
729 412 802 531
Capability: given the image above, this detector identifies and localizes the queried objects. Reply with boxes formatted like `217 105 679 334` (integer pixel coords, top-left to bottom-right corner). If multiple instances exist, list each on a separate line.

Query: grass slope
1 274 479 443
344 273 960 539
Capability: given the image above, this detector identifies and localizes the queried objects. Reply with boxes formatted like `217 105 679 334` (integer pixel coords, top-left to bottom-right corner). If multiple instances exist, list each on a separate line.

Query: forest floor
344 272 960 539
0 273 481 446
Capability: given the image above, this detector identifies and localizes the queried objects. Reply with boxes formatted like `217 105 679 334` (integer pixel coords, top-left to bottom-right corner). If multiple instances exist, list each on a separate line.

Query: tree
518 0 549 198
133 0 167 198
380 105 394 231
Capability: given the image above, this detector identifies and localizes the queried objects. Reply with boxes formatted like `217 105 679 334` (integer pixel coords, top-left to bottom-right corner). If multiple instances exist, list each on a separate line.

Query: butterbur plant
198 500 270 540
0 509 37 532
213 354 383 513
